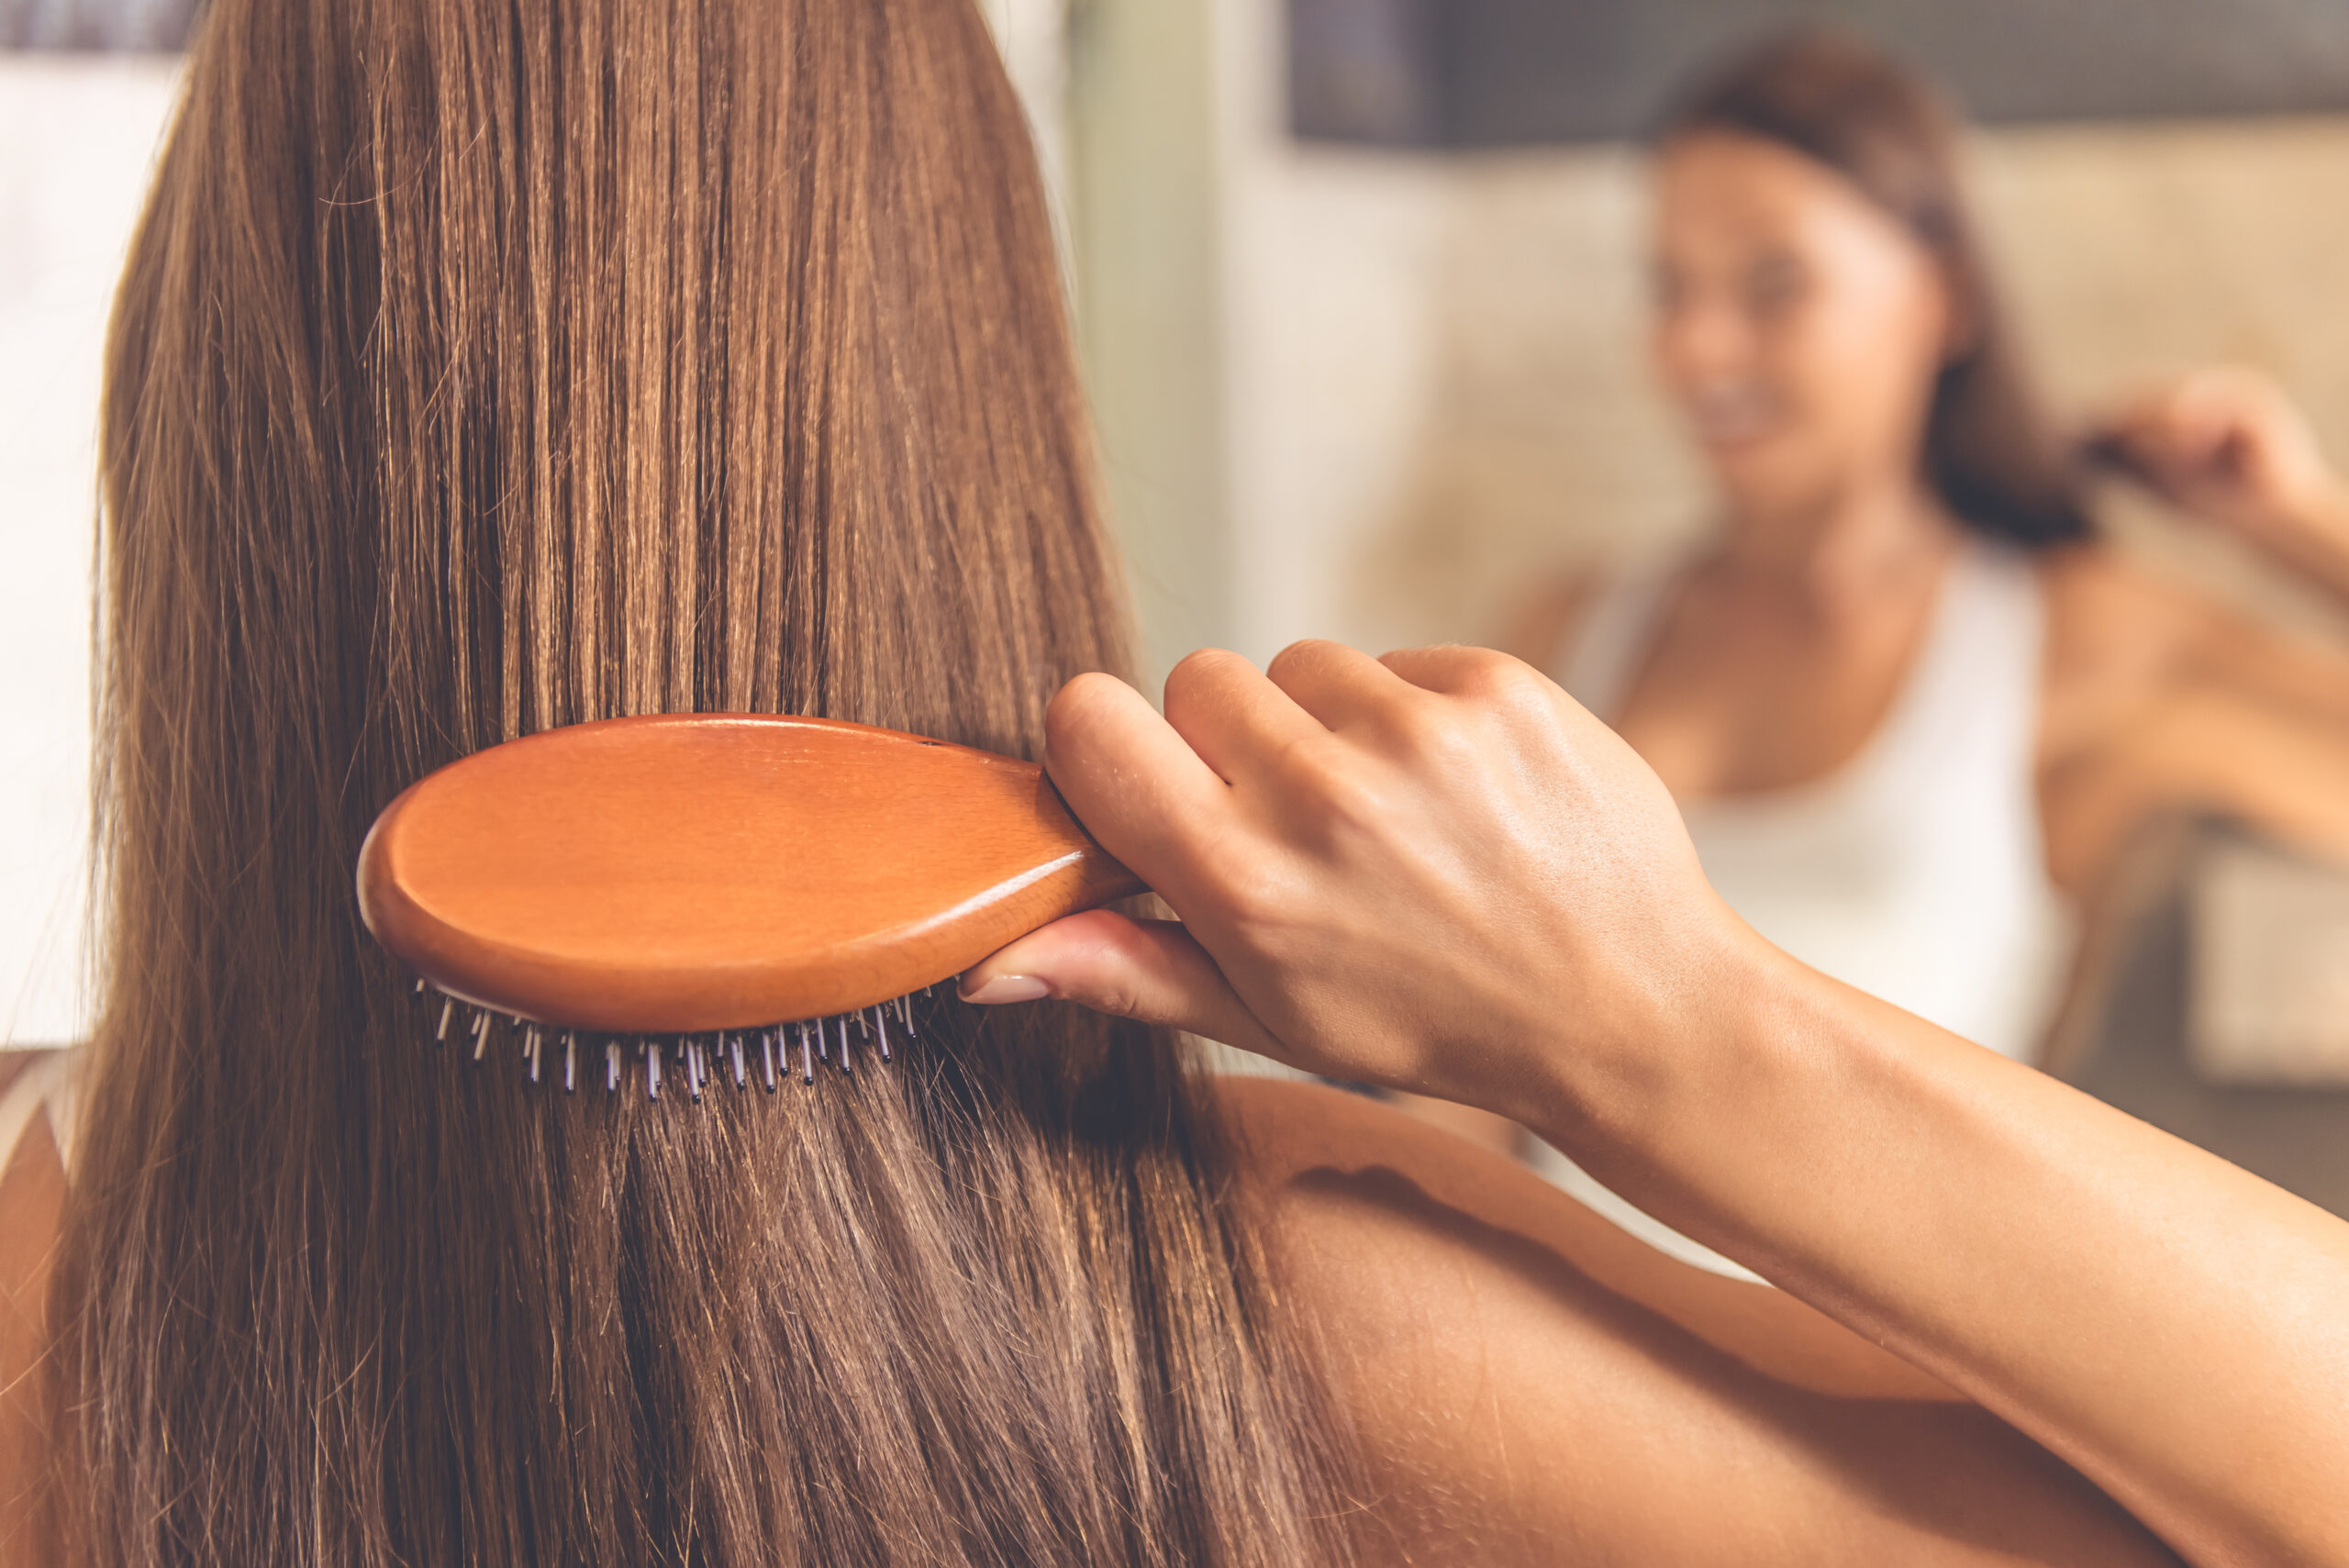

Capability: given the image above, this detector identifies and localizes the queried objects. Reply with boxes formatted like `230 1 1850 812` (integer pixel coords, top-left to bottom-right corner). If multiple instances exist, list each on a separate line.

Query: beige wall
0 56 180 1046
1065 0 1236 685
1130 0 2349 669
1978 118 2349 639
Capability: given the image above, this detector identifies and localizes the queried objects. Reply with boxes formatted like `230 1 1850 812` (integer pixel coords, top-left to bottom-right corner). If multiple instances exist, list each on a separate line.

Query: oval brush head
357 714 1143 1047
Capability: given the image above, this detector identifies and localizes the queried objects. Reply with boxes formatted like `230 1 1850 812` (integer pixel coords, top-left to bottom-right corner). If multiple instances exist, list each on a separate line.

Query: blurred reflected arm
2095 367 2349 611
2042 555 2349 891
2251 485 2349 609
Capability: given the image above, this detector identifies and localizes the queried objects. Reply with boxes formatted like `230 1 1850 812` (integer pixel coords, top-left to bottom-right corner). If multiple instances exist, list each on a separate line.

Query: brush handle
358 715 1146 1033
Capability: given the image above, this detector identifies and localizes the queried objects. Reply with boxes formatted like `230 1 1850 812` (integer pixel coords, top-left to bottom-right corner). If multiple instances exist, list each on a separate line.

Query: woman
3 0 1353 1561
1527 28 2349 1054
1461 32 2349 1273
0 0 2327 1561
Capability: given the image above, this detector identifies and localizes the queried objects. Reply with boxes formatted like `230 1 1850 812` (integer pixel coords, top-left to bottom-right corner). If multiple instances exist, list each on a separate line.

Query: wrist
1511 919 1875 1277
2264 478 2349 589
1513 899 1802 1158
2298 480 2349 552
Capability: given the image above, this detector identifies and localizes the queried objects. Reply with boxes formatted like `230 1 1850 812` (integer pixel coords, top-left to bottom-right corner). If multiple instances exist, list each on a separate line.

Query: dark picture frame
2 0 199 52
1291 0 2349 147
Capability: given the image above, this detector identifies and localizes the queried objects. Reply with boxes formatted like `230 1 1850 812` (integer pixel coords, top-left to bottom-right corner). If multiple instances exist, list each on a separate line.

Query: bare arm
969 643 2349 1565
2043 554 2349 888
1224 1076 2174 1565
1570 948 2349 1567
2126 677 2349 864
0 1057 66 1562
2092 366 2349 612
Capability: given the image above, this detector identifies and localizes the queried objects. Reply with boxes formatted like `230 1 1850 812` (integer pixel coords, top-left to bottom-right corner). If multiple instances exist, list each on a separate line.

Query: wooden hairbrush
356 714 1144 1096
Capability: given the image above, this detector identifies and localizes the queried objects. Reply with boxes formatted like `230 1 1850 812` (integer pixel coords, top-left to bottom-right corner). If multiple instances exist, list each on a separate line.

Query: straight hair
57 0 1360 1561
1662 29 2094 547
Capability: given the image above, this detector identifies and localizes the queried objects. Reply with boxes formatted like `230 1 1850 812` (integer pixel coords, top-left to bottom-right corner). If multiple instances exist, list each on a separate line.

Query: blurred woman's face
1650 132 1956 530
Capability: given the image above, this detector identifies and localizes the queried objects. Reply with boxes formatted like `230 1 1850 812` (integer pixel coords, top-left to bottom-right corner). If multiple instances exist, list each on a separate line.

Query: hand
2091 367 2349 562
966 656 2349 1568
959 641 1755 1130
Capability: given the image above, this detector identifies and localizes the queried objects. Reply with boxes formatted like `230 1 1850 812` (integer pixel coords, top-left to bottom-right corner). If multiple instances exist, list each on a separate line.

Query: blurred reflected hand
2093 366 2349 569
959 641 1753 1129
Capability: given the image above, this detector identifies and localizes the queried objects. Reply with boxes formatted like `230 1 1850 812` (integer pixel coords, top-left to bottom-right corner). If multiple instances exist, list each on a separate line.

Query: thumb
958 909 1288 1060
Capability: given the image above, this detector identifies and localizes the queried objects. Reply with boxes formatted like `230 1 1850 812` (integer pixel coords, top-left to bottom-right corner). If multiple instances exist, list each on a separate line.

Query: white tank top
0 1048 79 1178
1528 541 2076 1280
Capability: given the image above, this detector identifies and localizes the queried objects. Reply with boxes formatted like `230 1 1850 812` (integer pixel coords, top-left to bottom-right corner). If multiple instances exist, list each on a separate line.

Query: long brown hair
61 0 1357 1561
1663 29 2093 547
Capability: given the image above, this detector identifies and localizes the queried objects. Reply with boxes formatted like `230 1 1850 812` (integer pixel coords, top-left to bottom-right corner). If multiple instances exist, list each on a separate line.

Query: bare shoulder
2042 537 2349 682
0 1052 65 1561
2038 544 2221 673
2035 543 2233 774
0 1051 65 1266
1211 1075 1949 1399
1210 1075 2175 1566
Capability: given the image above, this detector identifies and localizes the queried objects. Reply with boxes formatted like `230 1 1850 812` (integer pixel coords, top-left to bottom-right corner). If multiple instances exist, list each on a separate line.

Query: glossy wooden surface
357 715 1144 1032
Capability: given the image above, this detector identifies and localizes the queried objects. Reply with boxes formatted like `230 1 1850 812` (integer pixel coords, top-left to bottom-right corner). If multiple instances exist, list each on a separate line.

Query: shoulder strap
1892 541 2047 762
0 1053 72 1181
1554 562 1683 722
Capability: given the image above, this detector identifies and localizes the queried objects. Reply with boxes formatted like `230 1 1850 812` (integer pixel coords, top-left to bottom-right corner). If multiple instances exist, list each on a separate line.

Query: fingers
2099 369 2297 478
1378 645 1573 720
2156 380 2246 467
1159 649 1325 784
2099 381 2216 450
1376 644 1499 695
1163 641 1469 778
1263 639 1423 732
957 909 1287 1058
1044 672 1230 897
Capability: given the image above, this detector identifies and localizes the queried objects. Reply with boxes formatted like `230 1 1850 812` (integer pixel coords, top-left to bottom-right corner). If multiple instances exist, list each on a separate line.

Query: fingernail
959 974 1051 1005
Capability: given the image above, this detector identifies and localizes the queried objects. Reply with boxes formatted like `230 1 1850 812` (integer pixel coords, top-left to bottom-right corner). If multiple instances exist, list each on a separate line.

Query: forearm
2259 484 2349 611
999 644 2349 1562
2151 688 2349 868
1530 938 2349 1568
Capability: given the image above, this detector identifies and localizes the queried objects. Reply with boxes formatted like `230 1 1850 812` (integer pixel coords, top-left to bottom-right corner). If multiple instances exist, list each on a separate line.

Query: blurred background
0 0 188 1051
5 0 2347 1210
1053 0 2349 680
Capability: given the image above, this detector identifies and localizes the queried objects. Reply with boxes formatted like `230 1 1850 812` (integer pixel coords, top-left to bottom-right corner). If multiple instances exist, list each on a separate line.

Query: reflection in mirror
1151 10 2349 1237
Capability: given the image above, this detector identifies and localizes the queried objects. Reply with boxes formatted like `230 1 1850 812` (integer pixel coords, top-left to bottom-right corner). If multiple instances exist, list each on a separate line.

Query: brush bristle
406 977 942 1099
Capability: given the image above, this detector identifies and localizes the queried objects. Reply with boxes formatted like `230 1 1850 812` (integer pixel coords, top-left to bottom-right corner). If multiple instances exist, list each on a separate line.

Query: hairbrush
356 714 1144 1099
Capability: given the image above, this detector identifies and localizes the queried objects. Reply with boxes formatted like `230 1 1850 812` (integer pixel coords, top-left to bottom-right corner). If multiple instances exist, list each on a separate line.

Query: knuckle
1267 730 1348 795
1371 687 1447 744
1401 704 1482 768
1046 671 1122 741
1271 735 1390 840
1451 648 1531 702
1091 973 1149 1022
1264 638 1333 684
1372 657 1563 781
1468 656 1558 725
1164 647 1251 706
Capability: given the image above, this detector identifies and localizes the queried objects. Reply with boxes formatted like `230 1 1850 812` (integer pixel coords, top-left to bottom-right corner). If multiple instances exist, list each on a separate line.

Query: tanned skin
967 639 2349 1565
